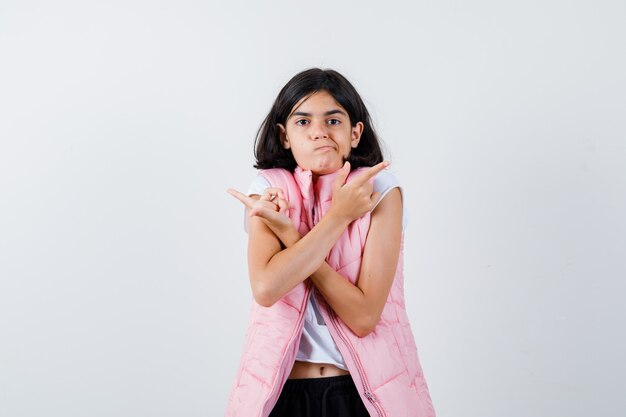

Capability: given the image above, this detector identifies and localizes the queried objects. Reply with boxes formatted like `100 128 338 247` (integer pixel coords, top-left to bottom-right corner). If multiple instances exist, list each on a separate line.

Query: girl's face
277 90 363 178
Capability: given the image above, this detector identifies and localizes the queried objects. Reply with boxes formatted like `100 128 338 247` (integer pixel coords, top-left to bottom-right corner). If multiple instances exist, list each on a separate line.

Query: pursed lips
315 145 335 151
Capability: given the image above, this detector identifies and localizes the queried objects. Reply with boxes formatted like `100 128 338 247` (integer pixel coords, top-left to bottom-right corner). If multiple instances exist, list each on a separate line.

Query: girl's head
253 68 384 176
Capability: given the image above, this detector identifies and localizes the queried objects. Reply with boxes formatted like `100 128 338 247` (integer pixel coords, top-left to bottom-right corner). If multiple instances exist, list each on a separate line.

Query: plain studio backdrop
0 1 624 416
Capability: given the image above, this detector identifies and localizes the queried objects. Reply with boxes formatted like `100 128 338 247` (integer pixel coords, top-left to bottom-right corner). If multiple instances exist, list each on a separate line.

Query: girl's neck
298 167 340 184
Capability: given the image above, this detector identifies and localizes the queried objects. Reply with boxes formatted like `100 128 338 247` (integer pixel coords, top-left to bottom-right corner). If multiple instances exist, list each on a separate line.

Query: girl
226 68 435 417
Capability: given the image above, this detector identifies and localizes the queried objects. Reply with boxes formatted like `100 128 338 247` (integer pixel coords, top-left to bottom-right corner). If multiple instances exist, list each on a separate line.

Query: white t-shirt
243 169 405 370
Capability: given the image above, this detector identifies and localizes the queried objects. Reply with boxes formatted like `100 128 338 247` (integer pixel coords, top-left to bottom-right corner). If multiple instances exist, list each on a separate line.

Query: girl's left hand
227 187 295 236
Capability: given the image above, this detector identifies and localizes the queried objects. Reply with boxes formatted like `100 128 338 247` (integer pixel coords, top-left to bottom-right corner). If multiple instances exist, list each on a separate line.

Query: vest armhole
372 184 403 211
371 185 406 232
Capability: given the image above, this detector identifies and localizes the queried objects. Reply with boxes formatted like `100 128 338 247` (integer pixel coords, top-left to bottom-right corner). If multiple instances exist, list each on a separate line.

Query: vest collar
294 165 340 202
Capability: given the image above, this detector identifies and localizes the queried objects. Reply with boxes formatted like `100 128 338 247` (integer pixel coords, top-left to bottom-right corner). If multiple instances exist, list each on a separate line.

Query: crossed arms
228 162 402 337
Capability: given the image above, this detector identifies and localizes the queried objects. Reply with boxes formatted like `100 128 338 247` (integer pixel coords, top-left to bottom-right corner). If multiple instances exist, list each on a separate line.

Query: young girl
226 68 435 417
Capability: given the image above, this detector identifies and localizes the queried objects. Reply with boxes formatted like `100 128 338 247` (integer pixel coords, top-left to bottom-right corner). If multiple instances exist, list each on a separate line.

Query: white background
1 1 624 416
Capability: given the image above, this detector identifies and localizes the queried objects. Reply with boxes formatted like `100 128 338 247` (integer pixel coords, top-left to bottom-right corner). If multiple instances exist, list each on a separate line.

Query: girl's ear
277 123 290 149
351 121 364 148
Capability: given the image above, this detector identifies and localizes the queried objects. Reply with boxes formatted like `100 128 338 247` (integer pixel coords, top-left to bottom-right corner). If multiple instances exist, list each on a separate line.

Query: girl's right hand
227 187 292 230
329 161 389 223
227 187 303 248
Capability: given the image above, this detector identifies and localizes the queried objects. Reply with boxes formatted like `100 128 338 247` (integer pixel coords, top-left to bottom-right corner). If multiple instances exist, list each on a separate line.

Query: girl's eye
295 119 340 126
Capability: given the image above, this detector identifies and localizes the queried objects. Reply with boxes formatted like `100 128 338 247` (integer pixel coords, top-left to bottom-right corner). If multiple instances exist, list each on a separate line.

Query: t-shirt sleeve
372 169 407 232
243 174 272 233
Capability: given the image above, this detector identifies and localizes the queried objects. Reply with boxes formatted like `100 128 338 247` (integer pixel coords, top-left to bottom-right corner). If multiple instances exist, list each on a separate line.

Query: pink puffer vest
225 165 436 417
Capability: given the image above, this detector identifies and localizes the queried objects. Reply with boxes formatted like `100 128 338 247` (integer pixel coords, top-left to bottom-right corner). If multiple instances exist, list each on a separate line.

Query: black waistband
281 375 357 396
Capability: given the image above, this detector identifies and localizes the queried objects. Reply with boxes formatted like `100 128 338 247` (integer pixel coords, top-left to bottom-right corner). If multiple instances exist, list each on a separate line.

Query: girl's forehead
288 91 345 118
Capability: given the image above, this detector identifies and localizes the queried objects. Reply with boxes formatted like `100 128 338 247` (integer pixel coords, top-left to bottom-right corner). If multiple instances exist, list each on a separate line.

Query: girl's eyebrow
290 109 347 118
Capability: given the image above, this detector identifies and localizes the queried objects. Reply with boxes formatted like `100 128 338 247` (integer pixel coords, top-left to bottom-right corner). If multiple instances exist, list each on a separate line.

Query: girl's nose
311 120 329 140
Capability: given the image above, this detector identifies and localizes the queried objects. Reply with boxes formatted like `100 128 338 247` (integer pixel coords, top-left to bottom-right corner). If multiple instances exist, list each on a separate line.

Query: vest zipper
328 311 386 417
310 185 386 417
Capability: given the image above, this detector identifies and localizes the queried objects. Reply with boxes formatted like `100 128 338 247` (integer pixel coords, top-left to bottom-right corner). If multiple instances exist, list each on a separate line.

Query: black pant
269 375 370 417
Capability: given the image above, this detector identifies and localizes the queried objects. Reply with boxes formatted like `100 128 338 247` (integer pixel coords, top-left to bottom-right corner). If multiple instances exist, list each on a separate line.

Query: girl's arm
264 187 402 337
245 205 351 307
310 187 402 337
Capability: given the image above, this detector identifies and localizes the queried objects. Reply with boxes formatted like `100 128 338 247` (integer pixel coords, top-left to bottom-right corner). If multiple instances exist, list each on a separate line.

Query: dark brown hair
253 68 384 171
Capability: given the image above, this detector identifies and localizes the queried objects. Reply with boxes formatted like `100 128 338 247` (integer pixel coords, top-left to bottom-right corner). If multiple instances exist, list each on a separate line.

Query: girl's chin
309 162 344 176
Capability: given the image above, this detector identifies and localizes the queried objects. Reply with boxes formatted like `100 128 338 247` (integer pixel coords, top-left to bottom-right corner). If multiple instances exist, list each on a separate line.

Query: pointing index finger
353 161 389 184
227 188 256 210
